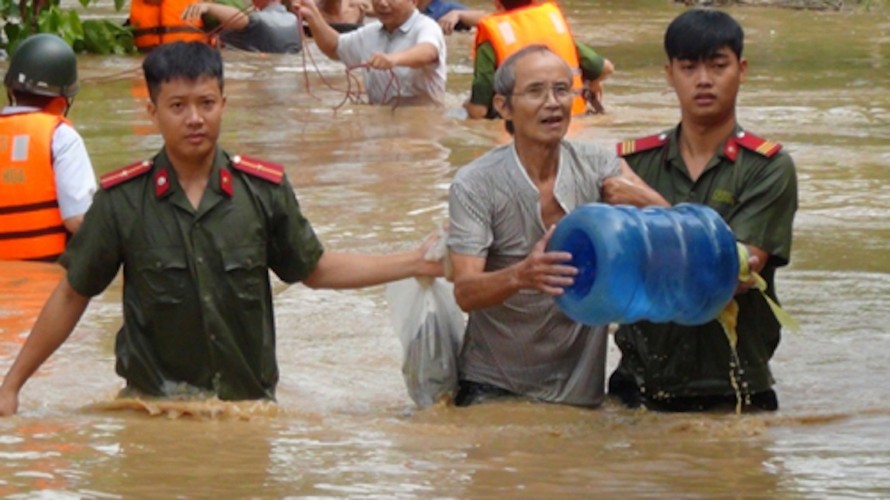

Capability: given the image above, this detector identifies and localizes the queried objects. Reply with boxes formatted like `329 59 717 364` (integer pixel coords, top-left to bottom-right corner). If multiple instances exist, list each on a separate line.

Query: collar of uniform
664 123 744 170
720 123 746 162
151 148 232 199
663 125 683 170
383 8 421 35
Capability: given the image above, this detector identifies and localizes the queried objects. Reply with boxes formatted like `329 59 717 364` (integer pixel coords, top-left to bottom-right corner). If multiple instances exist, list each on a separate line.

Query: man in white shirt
298 0 447 105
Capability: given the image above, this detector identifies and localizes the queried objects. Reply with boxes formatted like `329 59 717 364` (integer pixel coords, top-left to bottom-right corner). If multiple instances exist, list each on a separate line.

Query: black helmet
4 34 79 98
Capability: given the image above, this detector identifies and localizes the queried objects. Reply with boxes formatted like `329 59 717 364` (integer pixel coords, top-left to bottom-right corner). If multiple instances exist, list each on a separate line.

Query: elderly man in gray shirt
297 0 446 105
448 45 644 407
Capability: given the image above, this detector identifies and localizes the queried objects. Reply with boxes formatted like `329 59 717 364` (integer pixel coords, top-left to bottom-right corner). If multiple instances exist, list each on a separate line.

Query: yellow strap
722 243 799 336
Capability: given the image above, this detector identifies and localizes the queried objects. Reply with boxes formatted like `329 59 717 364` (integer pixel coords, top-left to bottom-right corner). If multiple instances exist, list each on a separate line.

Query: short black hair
500 0 534 11
142 42 224 102
664 9 744 62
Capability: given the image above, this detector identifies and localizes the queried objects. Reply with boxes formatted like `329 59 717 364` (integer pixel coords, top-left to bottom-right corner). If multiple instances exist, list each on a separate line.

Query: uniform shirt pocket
133 247 190 307
222 244 267 306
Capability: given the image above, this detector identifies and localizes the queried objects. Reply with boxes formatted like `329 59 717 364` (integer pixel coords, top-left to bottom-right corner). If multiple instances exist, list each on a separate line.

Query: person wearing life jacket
465 0 614 119
0 34 97 262
130 0 212 52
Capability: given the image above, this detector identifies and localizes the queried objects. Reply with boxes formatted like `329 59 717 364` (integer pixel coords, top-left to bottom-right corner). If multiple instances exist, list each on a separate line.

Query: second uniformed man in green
602 9 798 412
0 41 442 416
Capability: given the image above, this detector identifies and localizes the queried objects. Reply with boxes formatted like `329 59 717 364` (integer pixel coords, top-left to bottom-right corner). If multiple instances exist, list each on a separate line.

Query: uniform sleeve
61 188 123 297
729 153 798 267
267 175 325 283
51 124 97 219
576 42 606 82
469 42 497 110
448 177 493 257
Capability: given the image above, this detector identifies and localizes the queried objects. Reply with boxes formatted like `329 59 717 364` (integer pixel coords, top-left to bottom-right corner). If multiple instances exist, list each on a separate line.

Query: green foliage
1 0 136 54
79 19 136 54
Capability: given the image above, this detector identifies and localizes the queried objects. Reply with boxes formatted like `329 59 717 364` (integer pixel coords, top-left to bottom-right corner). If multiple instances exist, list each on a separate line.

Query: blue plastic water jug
546 203 740 326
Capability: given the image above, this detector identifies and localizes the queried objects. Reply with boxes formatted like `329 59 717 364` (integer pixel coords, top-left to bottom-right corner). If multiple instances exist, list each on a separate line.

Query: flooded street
2 0 889 496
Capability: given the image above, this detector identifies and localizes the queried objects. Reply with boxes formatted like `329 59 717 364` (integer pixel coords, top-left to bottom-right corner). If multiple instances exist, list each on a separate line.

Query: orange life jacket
0 111 68 262
475 3 587 116
130 0 210 51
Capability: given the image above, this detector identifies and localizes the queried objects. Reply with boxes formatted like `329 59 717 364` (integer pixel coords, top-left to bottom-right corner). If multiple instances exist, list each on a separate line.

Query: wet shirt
448 140 621 407
61 148 324 400
614 125 798 400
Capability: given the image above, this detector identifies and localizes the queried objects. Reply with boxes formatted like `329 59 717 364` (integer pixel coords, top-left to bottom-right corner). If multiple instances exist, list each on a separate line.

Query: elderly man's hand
516 225 577 296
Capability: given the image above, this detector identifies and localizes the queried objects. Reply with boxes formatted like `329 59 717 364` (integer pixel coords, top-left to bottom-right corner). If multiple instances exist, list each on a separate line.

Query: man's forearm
0 279 89 398
453 265 523 311
390 42 438 68
204 2 251 30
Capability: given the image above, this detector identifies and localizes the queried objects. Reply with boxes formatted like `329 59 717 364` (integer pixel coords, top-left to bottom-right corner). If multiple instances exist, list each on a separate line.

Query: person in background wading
0 41 442 416
297 0 447 105
181 0 304 53
0 34 96 262
464 0 614 119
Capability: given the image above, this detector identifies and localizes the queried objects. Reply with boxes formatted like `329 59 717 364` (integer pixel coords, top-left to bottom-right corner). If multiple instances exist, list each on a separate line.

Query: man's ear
493 94 511 121
664 61 674 89
146 99 157 125
739 57 748 84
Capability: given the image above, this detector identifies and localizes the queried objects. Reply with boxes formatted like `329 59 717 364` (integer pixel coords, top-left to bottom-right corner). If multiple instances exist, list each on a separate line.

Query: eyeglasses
509 83 576 103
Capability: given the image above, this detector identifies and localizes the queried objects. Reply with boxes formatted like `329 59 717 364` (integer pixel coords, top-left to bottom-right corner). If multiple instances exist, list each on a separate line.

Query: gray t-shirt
336 9 446 105
220 4 302 54
448 140 621 407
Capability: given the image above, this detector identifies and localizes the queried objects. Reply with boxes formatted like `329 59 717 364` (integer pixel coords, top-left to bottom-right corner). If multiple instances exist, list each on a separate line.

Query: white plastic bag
384 230 465 408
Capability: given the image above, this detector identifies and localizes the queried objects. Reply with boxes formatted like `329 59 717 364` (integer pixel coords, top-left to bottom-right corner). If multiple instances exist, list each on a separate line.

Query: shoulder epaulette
733 130 782 158
230 154 284 185
616 132 669 157
100 160 153 189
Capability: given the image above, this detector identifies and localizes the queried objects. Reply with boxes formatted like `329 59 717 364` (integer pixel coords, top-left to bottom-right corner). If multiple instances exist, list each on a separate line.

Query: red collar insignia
220 168 233 197
154 167 171 198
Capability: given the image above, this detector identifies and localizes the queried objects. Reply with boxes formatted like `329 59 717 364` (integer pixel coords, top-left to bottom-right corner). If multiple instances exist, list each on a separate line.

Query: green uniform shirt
614 124 798 400
61 148 324 401
470 41 606 119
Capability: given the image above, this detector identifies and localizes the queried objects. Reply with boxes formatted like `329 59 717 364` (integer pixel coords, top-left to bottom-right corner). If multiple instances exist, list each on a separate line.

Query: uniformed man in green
0 41 442 416
602 9 798 412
